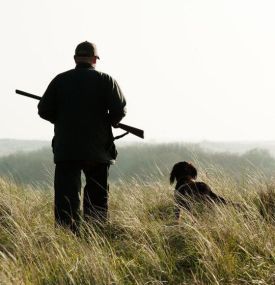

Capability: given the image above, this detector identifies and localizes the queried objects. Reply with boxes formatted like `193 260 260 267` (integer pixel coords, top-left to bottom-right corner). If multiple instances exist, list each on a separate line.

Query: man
38 41 126 232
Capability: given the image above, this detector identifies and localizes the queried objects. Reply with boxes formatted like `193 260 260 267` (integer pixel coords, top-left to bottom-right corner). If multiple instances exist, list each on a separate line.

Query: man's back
38 63 126 163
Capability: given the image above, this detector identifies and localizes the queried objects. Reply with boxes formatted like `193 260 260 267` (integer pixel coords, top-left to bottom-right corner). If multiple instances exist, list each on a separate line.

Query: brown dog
170 161 227 219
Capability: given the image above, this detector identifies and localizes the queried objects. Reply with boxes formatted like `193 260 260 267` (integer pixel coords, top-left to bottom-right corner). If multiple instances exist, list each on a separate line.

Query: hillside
0 170 274 284
2 139 275 157
0 143 275 186
200 140 275 156
0 139 48 156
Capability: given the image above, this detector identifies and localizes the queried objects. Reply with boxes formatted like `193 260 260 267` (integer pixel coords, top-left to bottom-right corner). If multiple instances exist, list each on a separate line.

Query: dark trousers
54 162 110 231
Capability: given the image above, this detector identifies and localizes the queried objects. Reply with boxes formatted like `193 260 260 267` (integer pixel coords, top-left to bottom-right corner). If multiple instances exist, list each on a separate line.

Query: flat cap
75 41 100 59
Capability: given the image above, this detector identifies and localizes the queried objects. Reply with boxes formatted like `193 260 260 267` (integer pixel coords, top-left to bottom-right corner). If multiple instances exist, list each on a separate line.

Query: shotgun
15 89 144 139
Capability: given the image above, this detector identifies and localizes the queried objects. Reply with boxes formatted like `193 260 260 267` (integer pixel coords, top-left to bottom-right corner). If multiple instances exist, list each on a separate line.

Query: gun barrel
16 89 41 100
15 89 144 139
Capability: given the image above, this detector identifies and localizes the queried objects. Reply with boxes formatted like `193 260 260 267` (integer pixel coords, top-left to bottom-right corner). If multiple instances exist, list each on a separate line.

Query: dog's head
170 161 197 184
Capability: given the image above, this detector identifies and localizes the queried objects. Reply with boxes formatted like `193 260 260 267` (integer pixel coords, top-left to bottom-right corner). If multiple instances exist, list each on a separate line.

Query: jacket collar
75 63 95 69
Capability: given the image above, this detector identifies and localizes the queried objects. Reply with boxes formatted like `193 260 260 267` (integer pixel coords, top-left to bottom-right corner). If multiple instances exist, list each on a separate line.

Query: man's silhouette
38 41 126 232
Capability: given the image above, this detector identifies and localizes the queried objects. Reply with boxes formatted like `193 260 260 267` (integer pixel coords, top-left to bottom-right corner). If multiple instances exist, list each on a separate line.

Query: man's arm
37 77 58 124
105 76 127 126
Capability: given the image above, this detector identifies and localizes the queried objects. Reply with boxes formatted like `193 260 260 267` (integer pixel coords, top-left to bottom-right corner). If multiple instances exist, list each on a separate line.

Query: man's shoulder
96 70 115 82
59 69 114 80
55 68 77 78
49 69 75 83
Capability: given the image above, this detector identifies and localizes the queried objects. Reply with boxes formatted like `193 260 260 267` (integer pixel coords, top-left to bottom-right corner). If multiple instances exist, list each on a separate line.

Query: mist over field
1 140 275 187
0 139 48 157
3 139 275 157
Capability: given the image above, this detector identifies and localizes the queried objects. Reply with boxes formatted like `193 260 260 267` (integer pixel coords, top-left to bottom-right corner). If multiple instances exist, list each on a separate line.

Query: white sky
1 0 275 142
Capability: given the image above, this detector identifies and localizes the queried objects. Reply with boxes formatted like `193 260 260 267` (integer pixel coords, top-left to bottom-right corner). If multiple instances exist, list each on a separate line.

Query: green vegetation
0 147 53 186
0 139 48 156
0 143 275 186
0 167 274 284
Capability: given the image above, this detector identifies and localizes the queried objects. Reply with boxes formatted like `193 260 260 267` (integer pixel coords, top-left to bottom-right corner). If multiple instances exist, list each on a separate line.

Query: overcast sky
1 0 275 142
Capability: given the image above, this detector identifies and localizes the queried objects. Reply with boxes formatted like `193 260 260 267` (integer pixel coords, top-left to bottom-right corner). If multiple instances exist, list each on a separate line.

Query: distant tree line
0 143 274 187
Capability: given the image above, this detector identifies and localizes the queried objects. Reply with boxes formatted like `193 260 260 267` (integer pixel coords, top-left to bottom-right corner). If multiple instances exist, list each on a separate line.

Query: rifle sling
113 132 129 141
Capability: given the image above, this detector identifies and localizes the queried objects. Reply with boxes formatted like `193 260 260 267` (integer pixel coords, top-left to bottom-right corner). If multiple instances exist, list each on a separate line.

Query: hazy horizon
2 0 275 142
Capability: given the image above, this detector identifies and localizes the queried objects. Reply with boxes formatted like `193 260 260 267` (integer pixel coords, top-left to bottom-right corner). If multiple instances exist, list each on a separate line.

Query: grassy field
0 169 274 285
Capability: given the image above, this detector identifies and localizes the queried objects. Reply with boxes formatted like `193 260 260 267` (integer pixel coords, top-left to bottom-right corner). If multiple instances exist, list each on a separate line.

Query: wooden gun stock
117 123 144 139
15 89 144 139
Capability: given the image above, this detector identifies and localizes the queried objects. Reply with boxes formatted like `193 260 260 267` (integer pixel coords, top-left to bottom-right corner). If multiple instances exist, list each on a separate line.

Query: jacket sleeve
37 77 58 124
105 76 127 126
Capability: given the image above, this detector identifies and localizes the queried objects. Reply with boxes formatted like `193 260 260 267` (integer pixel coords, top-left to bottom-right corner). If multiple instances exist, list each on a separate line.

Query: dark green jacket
38 63 126 164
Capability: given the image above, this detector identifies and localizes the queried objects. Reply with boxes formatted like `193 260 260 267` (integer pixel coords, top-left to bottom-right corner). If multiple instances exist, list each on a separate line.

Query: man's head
74 41 100 66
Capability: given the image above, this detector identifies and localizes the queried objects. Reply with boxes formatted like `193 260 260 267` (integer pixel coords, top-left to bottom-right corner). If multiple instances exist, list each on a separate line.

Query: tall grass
0 169 274 285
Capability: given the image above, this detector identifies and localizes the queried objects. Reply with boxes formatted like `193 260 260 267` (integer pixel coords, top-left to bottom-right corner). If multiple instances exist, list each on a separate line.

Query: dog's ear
170 167 176 185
